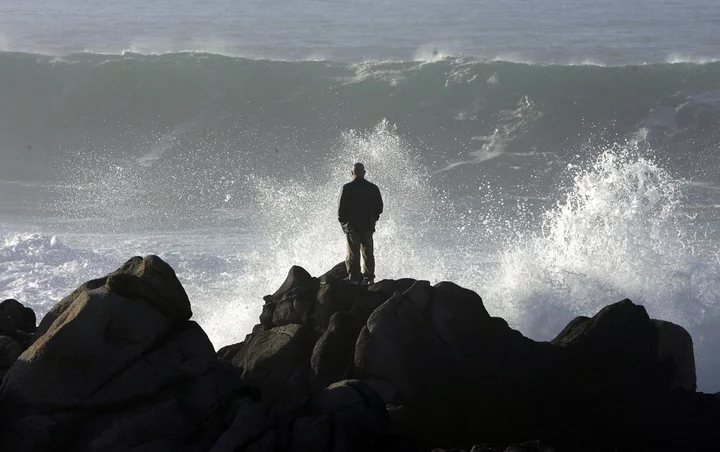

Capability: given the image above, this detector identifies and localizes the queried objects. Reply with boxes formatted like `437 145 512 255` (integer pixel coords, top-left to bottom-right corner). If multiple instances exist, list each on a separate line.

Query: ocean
2 0 720 391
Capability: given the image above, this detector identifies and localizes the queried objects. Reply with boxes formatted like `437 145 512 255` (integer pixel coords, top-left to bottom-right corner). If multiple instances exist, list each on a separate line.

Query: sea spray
480 148 720 389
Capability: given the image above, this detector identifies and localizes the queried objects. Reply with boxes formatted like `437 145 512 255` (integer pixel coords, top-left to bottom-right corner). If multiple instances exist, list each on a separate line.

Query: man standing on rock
338 163 383 285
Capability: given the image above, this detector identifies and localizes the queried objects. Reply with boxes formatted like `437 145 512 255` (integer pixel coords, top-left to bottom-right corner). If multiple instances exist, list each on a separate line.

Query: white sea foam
666 53 720 65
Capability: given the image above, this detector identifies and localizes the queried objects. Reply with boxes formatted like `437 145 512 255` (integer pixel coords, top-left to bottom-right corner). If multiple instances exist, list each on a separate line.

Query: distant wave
5 48 720 68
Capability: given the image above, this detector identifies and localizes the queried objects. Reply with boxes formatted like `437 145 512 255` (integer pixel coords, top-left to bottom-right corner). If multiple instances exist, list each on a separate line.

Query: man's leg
360 230 375 281
345 231 362 281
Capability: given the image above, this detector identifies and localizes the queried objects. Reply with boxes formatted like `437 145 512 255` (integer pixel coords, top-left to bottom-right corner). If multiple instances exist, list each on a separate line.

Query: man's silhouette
338 163 383 285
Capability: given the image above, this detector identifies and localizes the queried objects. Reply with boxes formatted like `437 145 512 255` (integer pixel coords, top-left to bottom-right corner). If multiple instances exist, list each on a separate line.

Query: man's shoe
343 278 360 286
361 278 375 286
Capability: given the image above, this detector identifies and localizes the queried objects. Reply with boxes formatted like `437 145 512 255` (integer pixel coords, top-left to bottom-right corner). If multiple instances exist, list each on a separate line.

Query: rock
227 324 316 403
424 281 493 365
318 261 348 285
314 279 386 335
209 398 273 452
217 339 246 362
61 325 248 452
551 299 662 388
2 287 176 410
433 442 556 452
310 312 362 390
212 380 391 452
265 266 319 328
0 335 23 380
0 300 33 379
33 255 191 343
0 299 36 338
368 278 417 300
354 290 454 405
653 319 696 391
4 259 717 452
290 380 390 451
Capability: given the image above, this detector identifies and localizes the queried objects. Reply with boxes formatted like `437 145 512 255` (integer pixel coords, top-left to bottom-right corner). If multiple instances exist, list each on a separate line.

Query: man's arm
338 186 348 224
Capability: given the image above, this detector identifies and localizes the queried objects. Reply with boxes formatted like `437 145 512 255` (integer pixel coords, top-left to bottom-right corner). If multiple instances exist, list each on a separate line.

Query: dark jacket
338 177 383 233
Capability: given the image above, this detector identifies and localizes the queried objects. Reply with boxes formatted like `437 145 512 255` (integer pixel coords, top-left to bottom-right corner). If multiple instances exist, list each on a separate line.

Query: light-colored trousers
345 230 375 281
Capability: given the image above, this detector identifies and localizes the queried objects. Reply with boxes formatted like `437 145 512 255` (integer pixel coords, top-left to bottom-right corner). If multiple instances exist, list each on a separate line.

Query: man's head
351 162 366 178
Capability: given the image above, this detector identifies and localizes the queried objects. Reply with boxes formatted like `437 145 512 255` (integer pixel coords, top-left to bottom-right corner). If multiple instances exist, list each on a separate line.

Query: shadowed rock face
1 259 717 452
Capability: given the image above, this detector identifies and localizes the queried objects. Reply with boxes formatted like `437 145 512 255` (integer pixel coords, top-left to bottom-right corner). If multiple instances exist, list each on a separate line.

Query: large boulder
0 256 244 452
354 286 458 406
63 324 247 452
551 299 664 388
2 295 178 410
32 255 192 341
353 280 553 448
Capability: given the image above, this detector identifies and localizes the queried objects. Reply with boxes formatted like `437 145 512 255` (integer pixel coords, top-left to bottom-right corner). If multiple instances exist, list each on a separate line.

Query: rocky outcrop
219 264 718 451
1 258 717 452
219 263 389 403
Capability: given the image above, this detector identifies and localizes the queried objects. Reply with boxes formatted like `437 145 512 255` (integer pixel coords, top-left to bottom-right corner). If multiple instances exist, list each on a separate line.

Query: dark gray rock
62 325 247 452
354 290 454 405
0 298 36 338
310 311 362 391
653 319 696 391
318 261 348 285
314 279 386 335
217 339 246 362
227 324 316 403
368 278 417 300
209 398 273 452
2 286 175 410
551 299 662 388
215 380 390 452
265 266 319 328
0 335 23 380
32 255 191 344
